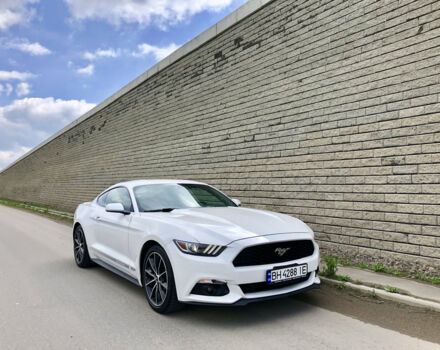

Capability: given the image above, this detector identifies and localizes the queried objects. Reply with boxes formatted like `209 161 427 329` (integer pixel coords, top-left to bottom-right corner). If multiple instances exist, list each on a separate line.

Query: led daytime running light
174 240 225 257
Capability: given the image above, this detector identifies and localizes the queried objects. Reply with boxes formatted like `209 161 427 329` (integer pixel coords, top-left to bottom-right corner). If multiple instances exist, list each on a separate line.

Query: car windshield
133 183 237 212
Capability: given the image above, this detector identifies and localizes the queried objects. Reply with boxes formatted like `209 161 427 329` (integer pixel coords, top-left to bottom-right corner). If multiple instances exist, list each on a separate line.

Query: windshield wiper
143 208 176 213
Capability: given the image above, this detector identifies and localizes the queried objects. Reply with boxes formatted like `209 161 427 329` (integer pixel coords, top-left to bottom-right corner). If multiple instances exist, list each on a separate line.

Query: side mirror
105 203 130 215
232 198 241 207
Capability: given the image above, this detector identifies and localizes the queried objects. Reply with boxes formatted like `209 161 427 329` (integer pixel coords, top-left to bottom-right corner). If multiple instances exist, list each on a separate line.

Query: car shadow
42 257 316 328
33 257 143 293
175 295 315 328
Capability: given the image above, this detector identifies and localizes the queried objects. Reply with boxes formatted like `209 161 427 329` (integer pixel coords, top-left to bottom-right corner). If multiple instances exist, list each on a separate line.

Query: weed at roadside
385 286 400 294
321 256 338 277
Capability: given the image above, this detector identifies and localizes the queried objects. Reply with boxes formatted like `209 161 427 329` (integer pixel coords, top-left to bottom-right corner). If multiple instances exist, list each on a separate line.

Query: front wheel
73 225 93 268
143 245 183 314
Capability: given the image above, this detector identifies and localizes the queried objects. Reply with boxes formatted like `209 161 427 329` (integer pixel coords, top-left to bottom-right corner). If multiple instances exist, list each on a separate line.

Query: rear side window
99 187 133 212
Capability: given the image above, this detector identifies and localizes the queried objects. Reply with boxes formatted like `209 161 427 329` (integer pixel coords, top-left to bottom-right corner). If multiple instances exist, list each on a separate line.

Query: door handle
95 216 101 221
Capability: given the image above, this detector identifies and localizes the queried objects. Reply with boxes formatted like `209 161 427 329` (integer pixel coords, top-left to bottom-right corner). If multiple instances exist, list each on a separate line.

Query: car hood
139 207 312 245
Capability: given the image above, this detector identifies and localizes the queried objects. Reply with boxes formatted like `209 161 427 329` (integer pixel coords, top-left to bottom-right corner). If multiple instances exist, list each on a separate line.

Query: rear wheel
143 245 182 314
73 225 93 268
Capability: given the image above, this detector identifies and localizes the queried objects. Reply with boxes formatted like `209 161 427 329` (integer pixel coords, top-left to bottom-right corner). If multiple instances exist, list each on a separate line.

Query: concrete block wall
1 0 440 274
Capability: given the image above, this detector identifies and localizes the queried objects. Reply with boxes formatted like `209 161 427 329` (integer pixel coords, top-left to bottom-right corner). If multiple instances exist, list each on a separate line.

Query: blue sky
0 0 247 170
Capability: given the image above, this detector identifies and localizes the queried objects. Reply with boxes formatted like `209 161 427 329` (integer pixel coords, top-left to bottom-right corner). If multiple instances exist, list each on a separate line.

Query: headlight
173 240 226 257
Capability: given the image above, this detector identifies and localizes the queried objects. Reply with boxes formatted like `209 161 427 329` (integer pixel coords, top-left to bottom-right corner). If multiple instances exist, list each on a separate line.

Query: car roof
109 179 206 190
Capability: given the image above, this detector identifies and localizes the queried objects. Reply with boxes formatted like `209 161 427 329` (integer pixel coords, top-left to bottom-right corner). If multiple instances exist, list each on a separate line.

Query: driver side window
104 187 133 212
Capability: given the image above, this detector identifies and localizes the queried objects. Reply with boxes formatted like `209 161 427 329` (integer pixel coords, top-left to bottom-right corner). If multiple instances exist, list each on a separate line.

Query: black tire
142 245 183 314
73 225 94 268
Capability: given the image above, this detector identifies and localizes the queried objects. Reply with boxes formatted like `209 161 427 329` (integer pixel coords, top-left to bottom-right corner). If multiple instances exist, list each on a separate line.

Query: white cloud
0 145 31 169
0 97 95 169
82 44 179 63
0 0 38 31
16 82 31 97
5 83 13 96
4 38 51 55
133 43 180 61
84 48 120 61
64 0 234 28
0 70 35 81
76 64 94 76
0 97 95 125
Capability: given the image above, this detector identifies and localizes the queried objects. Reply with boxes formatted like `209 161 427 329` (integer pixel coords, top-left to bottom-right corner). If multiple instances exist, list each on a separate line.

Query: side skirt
93 258 142 287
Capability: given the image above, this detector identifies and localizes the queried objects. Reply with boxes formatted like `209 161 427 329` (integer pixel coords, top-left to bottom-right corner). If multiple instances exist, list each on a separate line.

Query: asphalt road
0 205 439 350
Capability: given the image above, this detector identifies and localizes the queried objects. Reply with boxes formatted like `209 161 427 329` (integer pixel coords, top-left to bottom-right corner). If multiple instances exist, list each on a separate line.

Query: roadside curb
18 204 73 219
0 201 74 221
321 277 440 313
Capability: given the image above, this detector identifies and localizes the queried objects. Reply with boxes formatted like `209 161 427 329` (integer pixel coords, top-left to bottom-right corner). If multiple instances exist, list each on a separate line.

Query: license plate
267 264 308 283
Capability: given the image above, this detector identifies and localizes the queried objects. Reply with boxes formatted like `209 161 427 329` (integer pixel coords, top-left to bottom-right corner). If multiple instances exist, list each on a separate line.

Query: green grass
0 198 73 224
333 274 352 282
336 282 345 290
385 286 400 294
359 262 368 269
372 264 387 273
326 255 440 286
319 256 353 283
321 256 338 277
368 264 438 281
415 272 440 285
371 264 408 278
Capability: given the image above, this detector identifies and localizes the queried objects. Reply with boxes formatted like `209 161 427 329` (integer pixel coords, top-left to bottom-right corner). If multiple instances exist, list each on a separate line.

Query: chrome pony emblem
274 247 290 256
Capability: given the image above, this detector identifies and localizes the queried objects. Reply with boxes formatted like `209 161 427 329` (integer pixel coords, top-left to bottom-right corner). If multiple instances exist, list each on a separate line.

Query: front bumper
166 233 320 305
184 282 321 307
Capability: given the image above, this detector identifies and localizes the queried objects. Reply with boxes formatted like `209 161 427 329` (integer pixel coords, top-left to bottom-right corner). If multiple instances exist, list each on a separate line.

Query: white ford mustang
73 179 320 313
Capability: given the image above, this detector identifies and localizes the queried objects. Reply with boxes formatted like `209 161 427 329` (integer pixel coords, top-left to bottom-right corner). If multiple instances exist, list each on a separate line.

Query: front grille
233 240 314 267
240 273 311 294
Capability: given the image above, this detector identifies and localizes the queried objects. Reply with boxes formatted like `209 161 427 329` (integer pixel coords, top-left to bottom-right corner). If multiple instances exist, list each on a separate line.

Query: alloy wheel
144 252 168 307
74 227 85 264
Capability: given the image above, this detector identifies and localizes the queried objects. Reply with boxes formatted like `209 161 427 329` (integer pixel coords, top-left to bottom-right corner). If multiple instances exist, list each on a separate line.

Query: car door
94 187 134 274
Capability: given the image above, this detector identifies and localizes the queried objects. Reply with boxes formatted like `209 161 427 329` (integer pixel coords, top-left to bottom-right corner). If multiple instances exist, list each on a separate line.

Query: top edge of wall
0 0 274 174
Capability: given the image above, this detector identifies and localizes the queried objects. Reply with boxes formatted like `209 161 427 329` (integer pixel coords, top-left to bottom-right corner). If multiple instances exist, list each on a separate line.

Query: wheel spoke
145 279 155 286
158 284 166 301
149 257 157 274
75 248 82 262
145 268 155 278
150 283 157 301
154 254 161 275
154 282 159 303
159 281 168 291
157 257 163 273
